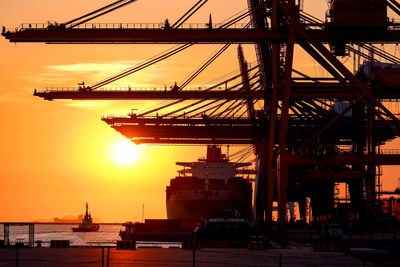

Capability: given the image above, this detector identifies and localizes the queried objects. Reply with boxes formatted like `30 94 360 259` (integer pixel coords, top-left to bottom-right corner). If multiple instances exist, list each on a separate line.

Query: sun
112 140 138 165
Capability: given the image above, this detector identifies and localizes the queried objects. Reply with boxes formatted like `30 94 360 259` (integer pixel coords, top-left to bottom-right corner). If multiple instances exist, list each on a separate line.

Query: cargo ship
119 146 253 242
72 203 100 232
166 145 253 221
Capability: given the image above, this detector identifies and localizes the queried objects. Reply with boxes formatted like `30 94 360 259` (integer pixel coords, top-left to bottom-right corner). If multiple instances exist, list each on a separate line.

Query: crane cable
171 0 209 29
178 13 256 90
86 5 256 90
152 66 260 118
88 0 213 90
141 18 258 116
179 43 231 89
114 6 254 117
167 71 261 119
64 0 138 29
187 72 261 119
137 65 259 117
90 43 193 90
359 44 400 65
105 4 263 117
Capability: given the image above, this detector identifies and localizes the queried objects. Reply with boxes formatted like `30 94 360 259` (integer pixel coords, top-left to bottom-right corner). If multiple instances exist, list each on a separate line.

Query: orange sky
0 0 399 222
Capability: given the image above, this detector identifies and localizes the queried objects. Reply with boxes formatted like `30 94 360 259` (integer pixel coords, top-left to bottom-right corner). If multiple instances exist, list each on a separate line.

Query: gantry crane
5 0 400 225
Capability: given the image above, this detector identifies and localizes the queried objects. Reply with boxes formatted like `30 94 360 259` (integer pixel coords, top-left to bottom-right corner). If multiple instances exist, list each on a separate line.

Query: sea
0 224 179 247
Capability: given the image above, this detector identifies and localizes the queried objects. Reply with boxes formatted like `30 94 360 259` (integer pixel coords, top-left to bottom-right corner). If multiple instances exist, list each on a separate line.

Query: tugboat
72 203 100 232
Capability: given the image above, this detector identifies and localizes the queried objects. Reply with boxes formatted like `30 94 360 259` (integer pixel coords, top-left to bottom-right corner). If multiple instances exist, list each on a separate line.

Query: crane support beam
33 84 400 100
290 170 364 180
111 124 263 140
34 89 268 100
130 138 258 145
287 154 400 166
103 121 399 146
4 28 400 44
102 117 259 125
102 116 334 129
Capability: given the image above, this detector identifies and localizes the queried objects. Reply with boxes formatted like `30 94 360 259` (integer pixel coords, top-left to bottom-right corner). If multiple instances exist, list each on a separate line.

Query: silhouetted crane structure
5 0 400 224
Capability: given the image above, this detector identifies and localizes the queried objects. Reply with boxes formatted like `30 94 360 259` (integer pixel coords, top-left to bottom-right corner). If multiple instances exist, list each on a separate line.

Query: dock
0 246 388 267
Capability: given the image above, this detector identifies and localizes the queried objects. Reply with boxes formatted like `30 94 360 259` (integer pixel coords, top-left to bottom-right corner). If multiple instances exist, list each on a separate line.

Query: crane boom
4 28 400 44
33 82 400 101
237 45 256 119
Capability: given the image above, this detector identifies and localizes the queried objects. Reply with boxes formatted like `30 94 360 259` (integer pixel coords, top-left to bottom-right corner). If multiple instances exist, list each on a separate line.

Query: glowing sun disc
112 140 138 165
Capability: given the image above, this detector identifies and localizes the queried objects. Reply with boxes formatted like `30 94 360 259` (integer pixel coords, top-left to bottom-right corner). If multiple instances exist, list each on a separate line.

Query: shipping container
144 219 162 229
160 219 180 229
330 0 387 25
375 69 400 87
145 219 180 229
179 219 200 230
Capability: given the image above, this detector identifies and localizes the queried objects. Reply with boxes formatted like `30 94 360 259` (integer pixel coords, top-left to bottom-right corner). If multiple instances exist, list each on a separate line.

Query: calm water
0 224 124 246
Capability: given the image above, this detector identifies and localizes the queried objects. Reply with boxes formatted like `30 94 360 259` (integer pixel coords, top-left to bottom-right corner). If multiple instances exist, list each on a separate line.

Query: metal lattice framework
4 0 400 224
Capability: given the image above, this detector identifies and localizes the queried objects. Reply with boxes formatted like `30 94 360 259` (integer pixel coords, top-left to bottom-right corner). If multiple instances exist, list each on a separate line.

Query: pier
0 246 389 266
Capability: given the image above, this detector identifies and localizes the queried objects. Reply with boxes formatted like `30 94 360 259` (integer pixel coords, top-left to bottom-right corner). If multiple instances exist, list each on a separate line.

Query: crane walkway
340 148 400 155
5 22 247 33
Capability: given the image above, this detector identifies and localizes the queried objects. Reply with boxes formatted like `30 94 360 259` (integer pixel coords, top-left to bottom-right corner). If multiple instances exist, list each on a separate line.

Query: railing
39 85 237 93
42 86 166 92
286 229 400 241
378 148 400 155
338 148 400 155
103 114 251 120
10 22 248 32
7 21 400 33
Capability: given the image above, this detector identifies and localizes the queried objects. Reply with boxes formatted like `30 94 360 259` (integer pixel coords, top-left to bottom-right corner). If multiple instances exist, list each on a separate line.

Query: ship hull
167 198 251 221
166 177 252 221
72 227 99 232
72 224 100 232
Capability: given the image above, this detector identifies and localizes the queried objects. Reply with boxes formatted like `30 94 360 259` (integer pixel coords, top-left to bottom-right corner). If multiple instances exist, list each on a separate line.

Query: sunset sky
1 0 399 223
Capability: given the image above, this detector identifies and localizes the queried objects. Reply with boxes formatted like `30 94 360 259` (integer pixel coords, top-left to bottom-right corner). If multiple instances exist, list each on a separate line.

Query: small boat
72 203 100 232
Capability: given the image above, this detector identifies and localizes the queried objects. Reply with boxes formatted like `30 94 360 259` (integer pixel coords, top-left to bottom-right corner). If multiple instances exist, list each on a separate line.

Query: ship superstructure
166 146 252 221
